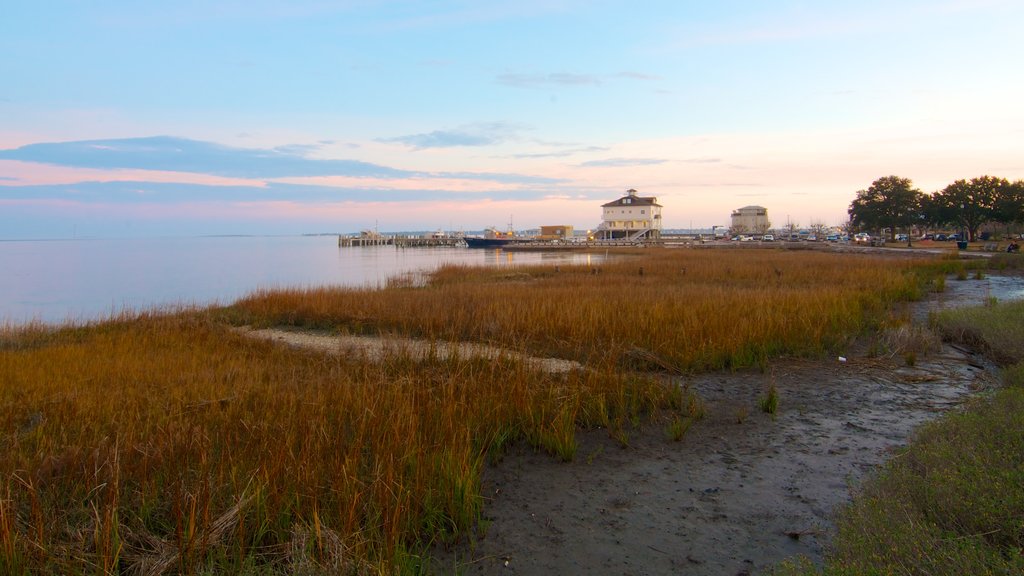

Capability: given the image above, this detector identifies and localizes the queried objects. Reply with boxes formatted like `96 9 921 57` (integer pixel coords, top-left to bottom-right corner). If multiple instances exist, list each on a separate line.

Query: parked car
825 234 840 242
854 233 871 244
762 234 775 242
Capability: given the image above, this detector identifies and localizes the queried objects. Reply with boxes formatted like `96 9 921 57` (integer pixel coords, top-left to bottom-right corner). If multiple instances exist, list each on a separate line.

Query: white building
595 188 663 241
730 205 771 235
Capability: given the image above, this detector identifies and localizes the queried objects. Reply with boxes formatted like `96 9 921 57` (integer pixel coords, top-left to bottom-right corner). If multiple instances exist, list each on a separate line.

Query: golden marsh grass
228 249 924 371
1 248 932 574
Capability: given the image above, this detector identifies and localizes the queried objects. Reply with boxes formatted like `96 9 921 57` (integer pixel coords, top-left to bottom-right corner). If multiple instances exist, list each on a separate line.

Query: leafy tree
994 179 1024 226
918 192 945 231
849 176 923 241
933 176 1009 242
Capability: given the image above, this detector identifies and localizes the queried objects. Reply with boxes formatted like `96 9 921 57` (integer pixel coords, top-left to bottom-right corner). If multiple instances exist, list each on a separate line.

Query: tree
993 179 1024 227
918 192 945 232
848 176 923 241
809 220 830 238
728 223 750 237
933 176 1008 242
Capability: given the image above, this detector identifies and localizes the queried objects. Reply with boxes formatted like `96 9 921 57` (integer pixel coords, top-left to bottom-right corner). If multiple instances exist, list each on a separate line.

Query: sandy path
238 328 583 374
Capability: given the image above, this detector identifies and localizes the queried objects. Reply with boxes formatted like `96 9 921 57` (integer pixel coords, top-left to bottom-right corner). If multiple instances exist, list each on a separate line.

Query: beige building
537 225 574 241
596 188 663 241
730 205 771 235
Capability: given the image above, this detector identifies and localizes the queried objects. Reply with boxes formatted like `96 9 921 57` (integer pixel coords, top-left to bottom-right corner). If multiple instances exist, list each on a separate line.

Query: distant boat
463 226 530 248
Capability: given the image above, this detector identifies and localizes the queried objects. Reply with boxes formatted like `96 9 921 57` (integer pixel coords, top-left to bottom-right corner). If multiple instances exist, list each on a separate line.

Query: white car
854 233 871 244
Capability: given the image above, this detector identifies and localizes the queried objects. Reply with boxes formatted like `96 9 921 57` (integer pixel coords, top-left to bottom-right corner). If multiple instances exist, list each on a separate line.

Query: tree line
849 175 1024 242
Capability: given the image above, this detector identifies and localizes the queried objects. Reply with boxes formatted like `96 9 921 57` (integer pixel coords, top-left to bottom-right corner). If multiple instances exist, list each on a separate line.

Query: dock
338 235 465 248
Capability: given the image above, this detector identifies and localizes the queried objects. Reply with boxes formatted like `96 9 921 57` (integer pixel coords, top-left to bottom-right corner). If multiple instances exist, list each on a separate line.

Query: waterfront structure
536 225 574 241
730 206 771 235
595 188 662 241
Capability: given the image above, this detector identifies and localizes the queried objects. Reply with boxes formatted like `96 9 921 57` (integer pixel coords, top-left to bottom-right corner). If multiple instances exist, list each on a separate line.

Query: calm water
0 236 603 325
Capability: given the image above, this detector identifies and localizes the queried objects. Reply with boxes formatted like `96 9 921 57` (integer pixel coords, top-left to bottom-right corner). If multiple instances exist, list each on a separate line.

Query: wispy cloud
0 136 565 186
382 122 525 150
498 72 603 88
0 180 559 205
0 136 407 179
498 70 658 88
613 71 660 81
578 158 668 168
273 143 325 156
509 146 608 159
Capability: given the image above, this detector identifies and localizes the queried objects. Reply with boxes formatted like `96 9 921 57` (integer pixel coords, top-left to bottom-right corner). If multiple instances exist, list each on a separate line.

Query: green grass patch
987 253 1024 272
933 299 1024 365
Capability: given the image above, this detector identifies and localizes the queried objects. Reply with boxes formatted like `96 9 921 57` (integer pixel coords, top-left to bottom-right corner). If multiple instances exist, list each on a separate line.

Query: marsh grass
987 252 1024 271
1 249 936 574
1 313 686 573
225 249 925 373
665 416 693 441
933 299 1024 366
759 382 779 415
881 323 943 360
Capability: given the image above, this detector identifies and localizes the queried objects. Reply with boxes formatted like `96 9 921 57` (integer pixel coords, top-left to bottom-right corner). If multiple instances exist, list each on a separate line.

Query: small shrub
734 406 749 424
883 324 942 358
665 416 692 441
867 339 884 358
759 383 779 415
1004 361 1024 388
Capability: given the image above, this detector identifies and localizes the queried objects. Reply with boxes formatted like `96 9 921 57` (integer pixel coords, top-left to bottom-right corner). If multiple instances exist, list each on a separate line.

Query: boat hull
463 237 524 248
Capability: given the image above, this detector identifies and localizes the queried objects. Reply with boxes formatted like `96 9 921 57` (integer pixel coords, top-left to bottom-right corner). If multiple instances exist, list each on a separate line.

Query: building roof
602 189 662 208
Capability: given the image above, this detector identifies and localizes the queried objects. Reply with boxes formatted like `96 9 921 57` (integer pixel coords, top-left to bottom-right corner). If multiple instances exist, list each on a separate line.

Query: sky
2 0 1023 239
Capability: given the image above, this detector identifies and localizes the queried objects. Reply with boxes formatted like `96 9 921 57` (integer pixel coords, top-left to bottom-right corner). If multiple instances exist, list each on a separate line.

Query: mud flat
431 274 1024 575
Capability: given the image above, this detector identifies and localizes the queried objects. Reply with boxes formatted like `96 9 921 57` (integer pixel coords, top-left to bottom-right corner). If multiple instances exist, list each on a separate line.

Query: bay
0 236 603 325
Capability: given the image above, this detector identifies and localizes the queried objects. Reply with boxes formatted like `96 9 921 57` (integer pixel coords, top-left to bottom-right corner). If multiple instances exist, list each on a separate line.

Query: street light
960 203 966 243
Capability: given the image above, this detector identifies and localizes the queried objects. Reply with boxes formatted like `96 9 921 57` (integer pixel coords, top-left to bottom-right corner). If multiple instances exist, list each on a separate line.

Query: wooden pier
338 235 465 248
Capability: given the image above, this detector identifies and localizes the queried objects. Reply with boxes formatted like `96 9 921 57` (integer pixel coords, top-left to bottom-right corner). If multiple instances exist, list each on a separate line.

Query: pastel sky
2 0 1023 238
